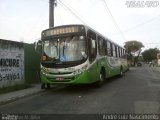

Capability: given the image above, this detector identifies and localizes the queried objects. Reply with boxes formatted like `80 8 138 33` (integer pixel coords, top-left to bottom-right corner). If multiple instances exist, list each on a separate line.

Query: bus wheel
47 84 51 89
41 83 45 89
119 68 123 77
95 72 105 87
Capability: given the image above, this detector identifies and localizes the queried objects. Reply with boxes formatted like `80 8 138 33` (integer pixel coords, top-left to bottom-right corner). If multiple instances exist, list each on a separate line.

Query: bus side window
121 49 123 57
124 49 126 54
116 46 120 58
112 44 116 57
121 49 126 58
110 43 113 56
98 37 105 56
88 31 97 63
119 48 122 57
115 45 117 57
107 41 111 56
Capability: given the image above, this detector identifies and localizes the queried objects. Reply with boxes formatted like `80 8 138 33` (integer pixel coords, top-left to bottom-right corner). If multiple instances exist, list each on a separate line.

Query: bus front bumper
40 71 94 84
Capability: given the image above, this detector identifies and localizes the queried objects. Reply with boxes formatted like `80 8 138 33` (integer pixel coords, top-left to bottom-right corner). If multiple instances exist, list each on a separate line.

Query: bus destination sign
43 26 83 37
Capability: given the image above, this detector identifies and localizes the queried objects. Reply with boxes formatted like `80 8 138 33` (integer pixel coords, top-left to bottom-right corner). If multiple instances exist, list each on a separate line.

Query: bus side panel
121 58 129 72
97 57 107 77
40 74 49 84
97 57 119 79
105 57 120 78
86 62 99 83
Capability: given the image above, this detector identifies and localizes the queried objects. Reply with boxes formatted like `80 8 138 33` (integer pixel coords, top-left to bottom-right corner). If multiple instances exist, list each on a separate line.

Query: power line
56 6 63 25
26 4 48 42
58 0 85 24
59 0 93 27
102 0 126 40
58 0 91 26
111 14 160 36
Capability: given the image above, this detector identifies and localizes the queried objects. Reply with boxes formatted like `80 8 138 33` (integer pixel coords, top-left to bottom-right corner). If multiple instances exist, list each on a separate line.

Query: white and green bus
38 24 129 89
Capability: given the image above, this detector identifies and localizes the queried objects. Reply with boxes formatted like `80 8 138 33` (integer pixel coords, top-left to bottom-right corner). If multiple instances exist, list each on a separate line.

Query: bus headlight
73 69 82 75
82 65 88 71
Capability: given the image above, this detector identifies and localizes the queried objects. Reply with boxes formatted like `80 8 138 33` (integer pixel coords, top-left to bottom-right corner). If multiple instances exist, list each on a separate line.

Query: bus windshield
43 35 87 63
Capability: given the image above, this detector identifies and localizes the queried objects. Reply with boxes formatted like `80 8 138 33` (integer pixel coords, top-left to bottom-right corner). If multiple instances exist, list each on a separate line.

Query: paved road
0 65 160 115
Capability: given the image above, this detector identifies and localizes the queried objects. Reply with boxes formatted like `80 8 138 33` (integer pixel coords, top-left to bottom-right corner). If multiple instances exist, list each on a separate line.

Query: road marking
134 101 160 113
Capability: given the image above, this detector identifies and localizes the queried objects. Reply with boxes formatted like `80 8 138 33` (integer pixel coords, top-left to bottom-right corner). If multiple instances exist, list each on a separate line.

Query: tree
124 40 144 66
142 48 160 62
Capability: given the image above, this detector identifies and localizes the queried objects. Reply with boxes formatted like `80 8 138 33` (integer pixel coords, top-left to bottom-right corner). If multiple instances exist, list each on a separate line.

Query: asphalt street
0 65 160 115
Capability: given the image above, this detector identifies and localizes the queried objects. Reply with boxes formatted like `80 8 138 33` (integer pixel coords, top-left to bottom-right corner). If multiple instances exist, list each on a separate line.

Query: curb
0 84 65 106
0 88 45 106
152 67 160 73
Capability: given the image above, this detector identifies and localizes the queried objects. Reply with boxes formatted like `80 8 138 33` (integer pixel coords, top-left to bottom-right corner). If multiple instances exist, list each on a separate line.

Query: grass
0 84 32 94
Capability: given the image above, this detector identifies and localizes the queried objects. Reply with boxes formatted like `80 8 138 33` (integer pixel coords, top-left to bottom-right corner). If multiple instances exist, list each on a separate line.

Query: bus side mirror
34 40 42 54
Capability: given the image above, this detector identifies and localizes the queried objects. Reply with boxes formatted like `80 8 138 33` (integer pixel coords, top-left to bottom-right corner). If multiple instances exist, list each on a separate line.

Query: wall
0 39 24 88
24 44 41 83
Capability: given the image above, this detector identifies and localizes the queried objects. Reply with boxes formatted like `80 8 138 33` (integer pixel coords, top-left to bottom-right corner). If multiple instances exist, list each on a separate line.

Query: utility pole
49 0 57 28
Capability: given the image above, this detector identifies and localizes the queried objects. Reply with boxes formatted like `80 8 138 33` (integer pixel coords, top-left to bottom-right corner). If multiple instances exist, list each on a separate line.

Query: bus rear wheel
41 83 45 89
95 71 105 87
47 84 51 89
119 68 123 77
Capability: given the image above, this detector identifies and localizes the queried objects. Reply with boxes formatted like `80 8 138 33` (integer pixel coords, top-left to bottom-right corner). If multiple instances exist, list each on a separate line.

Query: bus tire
119 68 123 77
47 84 51 89
95 71 105 87
127 64 130 71
41 83 45 89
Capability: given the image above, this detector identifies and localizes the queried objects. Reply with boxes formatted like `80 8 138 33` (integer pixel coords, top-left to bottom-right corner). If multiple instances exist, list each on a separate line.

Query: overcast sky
0 0 160 50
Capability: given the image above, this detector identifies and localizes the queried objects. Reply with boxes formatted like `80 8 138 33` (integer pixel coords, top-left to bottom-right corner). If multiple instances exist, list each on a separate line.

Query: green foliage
124 40 144 53
124 40 144 66
142 48 159 62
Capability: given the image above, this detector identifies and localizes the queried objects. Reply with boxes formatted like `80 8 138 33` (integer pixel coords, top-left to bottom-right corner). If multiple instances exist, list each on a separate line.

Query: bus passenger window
119 48 122 57
87 30 97 63
98 37 105 56
107 41 111 56
116 46 119 58
112 44 116 57
89 38 97 61
121 49 123 57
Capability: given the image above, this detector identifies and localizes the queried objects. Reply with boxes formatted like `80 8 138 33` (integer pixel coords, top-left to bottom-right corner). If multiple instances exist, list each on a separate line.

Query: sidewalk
154 66 160 72
150 66 160 73
0 84 44 106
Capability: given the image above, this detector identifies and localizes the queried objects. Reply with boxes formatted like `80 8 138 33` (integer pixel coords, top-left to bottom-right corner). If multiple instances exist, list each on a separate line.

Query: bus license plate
56 77 64 80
